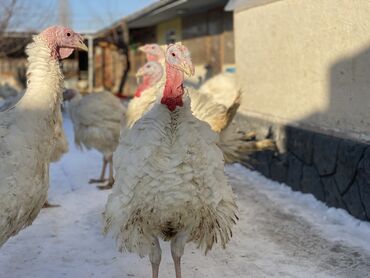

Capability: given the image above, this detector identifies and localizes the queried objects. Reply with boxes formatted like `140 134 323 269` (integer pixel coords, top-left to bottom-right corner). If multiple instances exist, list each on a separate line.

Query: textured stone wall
236 114 370 221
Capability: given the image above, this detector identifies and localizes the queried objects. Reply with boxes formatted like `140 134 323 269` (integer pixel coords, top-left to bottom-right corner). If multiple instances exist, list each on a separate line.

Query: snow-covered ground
1 115 370 278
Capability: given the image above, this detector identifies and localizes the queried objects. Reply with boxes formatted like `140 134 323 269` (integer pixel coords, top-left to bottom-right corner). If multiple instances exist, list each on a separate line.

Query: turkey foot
43 201 61 208
88 178 107 184
149 237 161 278
97 156 114 190
97 179 114 190
89 157 108 184
171 233 186 278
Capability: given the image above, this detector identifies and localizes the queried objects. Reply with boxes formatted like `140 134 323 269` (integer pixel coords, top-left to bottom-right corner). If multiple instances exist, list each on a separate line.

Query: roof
2 31 35 38
96 0 229 37
225 0 281 12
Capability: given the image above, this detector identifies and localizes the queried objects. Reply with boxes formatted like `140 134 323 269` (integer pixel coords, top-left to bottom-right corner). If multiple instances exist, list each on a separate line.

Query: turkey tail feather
223 90 242 130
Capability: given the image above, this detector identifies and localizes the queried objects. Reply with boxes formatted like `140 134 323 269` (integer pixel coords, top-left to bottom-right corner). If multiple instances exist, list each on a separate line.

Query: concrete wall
234 0 370 140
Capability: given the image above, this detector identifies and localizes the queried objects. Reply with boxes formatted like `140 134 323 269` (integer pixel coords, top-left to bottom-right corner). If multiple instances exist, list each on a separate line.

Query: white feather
125 86 159 129
199 72 239 108
50 107 68 162
104 91 238 256
69 91 125 158
0 35 63 247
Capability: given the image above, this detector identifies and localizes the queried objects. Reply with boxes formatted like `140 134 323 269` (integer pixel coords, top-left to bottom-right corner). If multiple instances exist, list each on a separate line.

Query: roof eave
225 0 281 12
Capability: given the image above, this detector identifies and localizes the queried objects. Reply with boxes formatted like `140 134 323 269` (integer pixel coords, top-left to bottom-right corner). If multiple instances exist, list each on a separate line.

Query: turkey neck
135 75 153 97
158 58 167 85
16 35 64 148
148 53 166 86
151 65 164 86
135 68 163 97
161 63 184 111
147 51 165 62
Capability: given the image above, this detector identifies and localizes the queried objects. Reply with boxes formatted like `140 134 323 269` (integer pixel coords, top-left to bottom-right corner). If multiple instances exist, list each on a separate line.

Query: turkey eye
171 53 176 57
67 32 71 37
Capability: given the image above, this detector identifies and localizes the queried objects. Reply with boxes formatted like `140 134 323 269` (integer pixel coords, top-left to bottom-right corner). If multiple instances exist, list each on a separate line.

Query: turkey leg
43 200 60 208
97 155 114 190
89 157 107 183
171 232 187 278
149 237 162 278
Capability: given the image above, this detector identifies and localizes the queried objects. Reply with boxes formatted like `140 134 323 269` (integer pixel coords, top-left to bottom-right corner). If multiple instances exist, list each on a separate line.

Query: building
227 0 370 221
0 31 84 91
92 0 234 95
0 32 31 90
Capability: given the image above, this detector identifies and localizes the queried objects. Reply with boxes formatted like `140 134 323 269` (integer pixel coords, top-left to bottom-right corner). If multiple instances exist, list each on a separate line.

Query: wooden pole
87 35 94 93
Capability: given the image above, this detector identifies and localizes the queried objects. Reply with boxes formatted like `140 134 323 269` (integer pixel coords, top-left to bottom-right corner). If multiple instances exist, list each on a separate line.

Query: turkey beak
75 35 88 51
136 68 145 78
135 68 145 84
180 61 195 77
138 45 146 53
76 40 88 52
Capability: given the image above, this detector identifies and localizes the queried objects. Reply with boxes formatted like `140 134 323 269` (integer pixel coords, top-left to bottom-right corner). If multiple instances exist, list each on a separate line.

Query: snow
1 114 370 277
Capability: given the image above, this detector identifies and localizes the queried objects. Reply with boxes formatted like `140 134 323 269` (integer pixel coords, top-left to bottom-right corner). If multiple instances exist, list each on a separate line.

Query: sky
68 0 157 32
2 0 157 33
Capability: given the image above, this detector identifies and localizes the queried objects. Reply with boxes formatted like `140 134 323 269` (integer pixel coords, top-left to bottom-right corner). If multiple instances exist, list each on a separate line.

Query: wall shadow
238 44 370 221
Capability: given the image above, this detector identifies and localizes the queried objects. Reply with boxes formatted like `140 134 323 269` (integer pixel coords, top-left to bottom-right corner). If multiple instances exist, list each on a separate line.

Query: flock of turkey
0 26 274 278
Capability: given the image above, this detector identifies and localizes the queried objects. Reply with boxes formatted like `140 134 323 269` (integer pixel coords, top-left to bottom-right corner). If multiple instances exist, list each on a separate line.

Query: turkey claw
43 201 61 208
89 178 107 184
97 179 114 190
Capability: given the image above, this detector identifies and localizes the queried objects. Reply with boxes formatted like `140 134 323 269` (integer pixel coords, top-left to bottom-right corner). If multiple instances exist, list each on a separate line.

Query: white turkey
132 45 276 163
123 44 168 129
138 43 166 64
199 72 239 108
104 43 238 278
43 106 69 208
135 43 240 133
0 26 87 247
50 107 69 163
0 83 20 99
0 85 24 112
68 90 126 189
134 61 164 98
125 61 164 128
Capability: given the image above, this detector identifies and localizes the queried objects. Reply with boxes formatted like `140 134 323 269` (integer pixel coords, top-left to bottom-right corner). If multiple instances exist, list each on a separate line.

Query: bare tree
113 22 130 95
0 0 56 57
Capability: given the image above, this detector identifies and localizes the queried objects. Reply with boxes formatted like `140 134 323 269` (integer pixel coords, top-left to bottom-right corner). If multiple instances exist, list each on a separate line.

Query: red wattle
161 65 185 111
161 94 183 111
134 77 151 97
146 54 157 62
